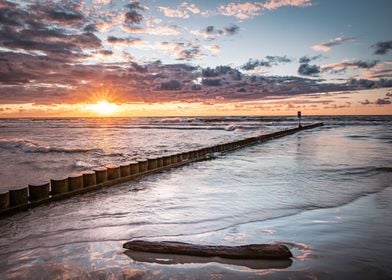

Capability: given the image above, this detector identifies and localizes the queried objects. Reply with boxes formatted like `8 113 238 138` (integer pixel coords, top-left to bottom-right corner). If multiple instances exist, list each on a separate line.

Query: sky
0 0 391 117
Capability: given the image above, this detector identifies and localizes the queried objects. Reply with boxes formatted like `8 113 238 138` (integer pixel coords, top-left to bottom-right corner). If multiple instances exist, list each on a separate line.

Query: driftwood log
123 240 292 260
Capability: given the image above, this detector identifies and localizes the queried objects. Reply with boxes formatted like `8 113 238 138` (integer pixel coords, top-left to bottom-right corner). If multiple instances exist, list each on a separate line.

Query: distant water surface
0 115 390 191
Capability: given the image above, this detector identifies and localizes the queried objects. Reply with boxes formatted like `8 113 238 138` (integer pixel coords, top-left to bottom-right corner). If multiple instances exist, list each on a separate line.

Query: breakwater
0 123 323 218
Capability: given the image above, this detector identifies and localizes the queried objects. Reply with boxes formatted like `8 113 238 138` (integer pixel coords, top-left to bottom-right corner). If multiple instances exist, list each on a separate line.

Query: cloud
191 24 239 40
107 36 141 45
241 56 292 70
224 25 240 35
360 99 371 105
375 98 391 105
372 40 392 55
0 1 105 62
45 4 84 23
0 28 101 61
84 24 98 32
321 60 378 74
265 55 292 64
0 1 17 9
218 2 264 20
94 49 113 56
159 2 200 19
298 63 320 76
124 11 144 25
160 80 182 90
202 78 222 86
299 55 322 63
359 61 392 80
2 49 392 106
154 41 205 60
123 25 180 36
177 47 202 60
202 44 221 55
1 1 392 109
263 0 312 10
202 66 242 80
312 37 355 52
124 1 146 25
218 0 312 20
126 1 147 11
122 14 181 36
93 0 114 4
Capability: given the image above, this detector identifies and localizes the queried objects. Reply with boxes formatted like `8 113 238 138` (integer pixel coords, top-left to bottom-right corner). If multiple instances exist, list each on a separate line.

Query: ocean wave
73 161 97 168
26 124 250 130
154 117 199 123
375 167 392 173
224 124 242 131
0 139 102 154
318 166 392 177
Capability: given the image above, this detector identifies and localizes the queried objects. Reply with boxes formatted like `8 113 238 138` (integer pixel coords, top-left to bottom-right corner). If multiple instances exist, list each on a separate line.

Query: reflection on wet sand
124 250 293 269
5 262 150 280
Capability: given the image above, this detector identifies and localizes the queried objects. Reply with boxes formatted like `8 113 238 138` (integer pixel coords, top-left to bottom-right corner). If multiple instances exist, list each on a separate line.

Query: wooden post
297 111 302 128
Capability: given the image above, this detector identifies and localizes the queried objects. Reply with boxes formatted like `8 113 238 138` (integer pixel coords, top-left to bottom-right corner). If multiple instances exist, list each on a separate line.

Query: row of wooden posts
0 123 323 217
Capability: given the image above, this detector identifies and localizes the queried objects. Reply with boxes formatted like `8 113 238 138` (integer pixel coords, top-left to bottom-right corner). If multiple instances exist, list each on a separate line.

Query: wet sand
1 185 391 279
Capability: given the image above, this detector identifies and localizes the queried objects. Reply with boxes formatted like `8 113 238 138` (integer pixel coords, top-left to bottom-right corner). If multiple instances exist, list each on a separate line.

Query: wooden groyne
0 123 323 218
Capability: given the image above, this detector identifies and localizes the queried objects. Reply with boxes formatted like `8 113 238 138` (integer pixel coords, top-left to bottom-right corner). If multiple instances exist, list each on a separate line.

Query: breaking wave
0 139 102 154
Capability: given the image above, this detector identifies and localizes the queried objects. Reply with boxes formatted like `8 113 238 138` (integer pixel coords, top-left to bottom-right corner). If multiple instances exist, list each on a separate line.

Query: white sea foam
0 139 102 154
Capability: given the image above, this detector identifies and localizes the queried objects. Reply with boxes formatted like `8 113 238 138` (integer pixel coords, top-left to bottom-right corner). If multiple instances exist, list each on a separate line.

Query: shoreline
1 185 391 279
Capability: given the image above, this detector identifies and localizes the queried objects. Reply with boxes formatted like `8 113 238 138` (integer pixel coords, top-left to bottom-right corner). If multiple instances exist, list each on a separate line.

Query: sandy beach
1 181 391 279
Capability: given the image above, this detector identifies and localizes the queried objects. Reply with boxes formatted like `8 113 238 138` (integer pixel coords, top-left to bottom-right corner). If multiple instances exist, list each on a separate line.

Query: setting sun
88 101 119 115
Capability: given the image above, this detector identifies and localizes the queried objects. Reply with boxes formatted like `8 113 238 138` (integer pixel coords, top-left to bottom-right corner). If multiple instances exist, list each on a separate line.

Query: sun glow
88 101 119 115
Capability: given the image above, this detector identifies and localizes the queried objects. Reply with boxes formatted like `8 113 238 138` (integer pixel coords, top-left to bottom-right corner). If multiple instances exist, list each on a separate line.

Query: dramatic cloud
2 48 392 106
372 40 392 55
218 0 312 20
1 0 391 112
0 2 102 61
312 37 355 52
242 56 292 70
298 63 320 76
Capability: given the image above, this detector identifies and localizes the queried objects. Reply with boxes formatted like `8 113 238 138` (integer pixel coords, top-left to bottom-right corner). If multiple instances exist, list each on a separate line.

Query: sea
0 115 391 279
